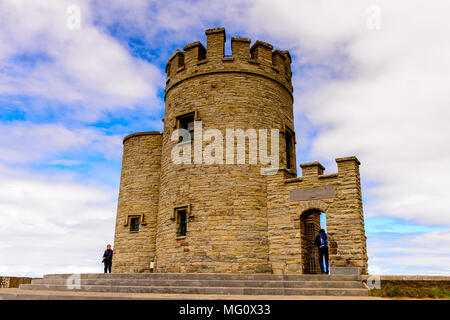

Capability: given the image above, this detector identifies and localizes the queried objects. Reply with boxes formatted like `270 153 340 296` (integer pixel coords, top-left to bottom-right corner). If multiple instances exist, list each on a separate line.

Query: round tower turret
113 132 162 273
155 28 295 273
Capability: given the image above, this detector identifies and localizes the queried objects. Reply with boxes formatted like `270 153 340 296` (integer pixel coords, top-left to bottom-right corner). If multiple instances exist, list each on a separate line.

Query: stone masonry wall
155 28 294 273
266 157 368 275
113 28 368 275
113 132 162 273
0 277 32 288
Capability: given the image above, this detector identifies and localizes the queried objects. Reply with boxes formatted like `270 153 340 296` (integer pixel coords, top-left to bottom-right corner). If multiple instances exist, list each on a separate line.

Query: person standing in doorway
102 244 113 273
314 229 329 274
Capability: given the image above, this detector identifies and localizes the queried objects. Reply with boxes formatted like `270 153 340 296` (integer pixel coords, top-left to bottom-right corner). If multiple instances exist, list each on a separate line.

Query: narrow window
176 209 187 237
178 53 184 67
130 217 140 232
285 129 294 169
198 46 206 61
178 113 195 141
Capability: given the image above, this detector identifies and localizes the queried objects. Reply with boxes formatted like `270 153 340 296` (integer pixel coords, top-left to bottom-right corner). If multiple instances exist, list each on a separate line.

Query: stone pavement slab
0 288 386 300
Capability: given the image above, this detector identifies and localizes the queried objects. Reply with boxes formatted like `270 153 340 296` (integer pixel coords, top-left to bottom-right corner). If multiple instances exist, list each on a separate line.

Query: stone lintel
231 36 251 43
300 161 325 170
123 131 162 143
168 49 183 62
205 27 226 35
183 41 206 51
250 40 274 53
336 156 361 165
290 186 335 201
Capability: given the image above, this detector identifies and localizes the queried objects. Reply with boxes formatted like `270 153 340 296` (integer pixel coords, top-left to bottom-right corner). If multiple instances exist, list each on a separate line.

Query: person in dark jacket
314 229 329 274
102 244 113 273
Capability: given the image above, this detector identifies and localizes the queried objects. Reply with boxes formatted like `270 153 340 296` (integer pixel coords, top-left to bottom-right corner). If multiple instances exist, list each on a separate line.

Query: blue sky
0 0 449 277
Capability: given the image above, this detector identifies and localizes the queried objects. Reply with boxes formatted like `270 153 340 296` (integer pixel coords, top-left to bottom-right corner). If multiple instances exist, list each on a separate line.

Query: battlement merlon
300 161 325 179
206 27 226 60
297 156 361 181
165 28 293 96
336 156 361 181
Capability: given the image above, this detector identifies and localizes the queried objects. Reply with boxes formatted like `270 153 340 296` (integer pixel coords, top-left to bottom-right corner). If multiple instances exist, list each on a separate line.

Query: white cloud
368 230 450 275
234 0 450 226
0 0 163 120
0 169 116 277
0 121 122 277
92 0 226 42
0 121 122 164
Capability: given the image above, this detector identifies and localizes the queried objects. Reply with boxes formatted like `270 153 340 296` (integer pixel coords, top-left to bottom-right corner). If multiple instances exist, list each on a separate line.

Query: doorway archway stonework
266 156 368 275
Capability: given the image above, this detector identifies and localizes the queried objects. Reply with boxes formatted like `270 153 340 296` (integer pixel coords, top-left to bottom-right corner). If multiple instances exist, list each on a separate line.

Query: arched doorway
300 209 326 274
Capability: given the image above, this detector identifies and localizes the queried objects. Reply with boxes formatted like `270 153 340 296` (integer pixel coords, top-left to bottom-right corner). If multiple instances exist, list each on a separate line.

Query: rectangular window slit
177 209 187 237
285 129 293 169
130 217 140 232
177 113 195 142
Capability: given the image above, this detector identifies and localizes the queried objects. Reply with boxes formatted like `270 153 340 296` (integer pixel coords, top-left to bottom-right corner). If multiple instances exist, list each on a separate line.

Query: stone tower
113 28 368 275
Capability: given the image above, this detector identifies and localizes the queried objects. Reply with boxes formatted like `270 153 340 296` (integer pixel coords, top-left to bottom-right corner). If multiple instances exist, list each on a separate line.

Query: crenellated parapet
165 27 293 98
266 155 368 274
115 27 367 275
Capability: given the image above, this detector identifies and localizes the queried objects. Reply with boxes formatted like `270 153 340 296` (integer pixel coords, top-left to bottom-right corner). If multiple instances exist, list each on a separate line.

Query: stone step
19 284 368 296
30 278 362 288
0 288 381 300
42 273 359 281
0 290 150 300
330 267 360 275
19 273 368 298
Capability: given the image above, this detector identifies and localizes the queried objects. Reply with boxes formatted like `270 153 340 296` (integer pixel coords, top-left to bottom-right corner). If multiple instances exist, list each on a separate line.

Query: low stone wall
362 275 450 290
0 277 33 288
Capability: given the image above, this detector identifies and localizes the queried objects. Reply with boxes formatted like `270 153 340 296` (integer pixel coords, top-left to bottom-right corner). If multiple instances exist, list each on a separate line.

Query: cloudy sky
0 0 449 277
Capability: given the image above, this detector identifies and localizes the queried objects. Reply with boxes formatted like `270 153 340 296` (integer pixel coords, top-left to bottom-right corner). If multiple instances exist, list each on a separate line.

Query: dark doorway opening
300 209 326 274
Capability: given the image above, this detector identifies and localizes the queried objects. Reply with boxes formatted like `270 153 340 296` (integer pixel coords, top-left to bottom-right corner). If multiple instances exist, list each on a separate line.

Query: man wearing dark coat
314 229 329 274
102 244 113 273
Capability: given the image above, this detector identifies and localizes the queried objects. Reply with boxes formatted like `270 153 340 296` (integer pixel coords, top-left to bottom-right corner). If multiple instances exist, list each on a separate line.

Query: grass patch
370 283 450 299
